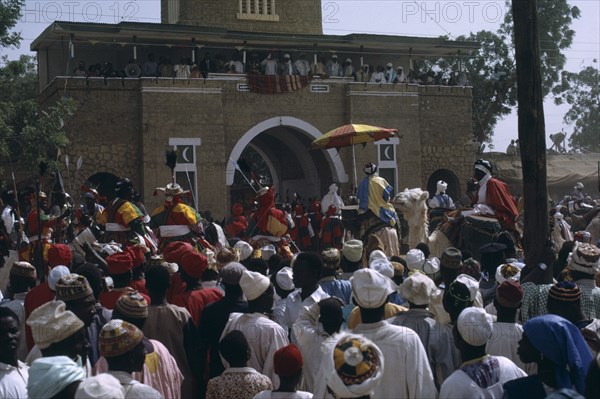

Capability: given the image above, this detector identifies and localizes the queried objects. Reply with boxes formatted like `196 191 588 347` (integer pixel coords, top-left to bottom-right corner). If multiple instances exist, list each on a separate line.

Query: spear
230 157 258 193
64 155 72 195
74 156 83 207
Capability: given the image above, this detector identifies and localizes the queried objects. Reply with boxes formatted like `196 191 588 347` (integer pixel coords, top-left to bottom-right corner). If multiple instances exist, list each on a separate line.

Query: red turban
180 251 207 279
163 241 193 264
326 204 337 216
127 245 146 268
47 244 72 268
107 251 134 275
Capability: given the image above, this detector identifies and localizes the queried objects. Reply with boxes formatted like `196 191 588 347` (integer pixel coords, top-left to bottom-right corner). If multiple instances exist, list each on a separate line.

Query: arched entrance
426 169 461 202
227 117 349 204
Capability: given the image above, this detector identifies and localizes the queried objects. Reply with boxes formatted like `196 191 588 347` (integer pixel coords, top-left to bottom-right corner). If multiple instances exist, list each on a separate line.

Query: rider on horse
467 159 519 231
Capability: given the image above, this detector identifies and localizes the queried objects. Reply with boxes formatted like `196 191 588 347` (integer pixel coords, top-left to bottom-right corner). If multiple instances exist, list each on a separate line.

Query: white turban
436 180 448 195
28 356 86 399
75 374 125 399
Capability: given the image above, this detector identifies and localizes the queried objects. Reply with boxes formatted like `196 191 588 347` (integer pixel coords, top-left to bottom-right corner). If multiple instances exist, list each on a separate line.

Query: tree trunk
512 0 549 266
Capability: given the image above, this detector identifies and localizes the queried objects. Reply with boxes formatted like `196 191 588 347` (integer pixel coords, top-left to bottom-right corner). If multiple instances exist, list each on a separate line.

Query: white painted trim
169 138 202 146
140 87 222 94
346 91 419 97
226 116 349 185
377 138 400 145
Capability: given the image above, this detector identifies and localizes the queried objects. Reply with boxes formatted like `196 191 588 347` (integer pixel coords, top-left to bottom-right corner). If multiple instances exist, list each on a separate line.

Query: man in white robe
348 269 438 398
292 297 344 392
221 271 289 387
439 307 526 398
284 252 329 337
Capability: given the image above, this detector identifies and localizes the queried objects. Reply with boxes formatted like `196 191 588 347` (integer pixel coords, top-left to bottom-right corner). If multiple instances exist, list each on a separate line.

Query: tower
162 0 323 35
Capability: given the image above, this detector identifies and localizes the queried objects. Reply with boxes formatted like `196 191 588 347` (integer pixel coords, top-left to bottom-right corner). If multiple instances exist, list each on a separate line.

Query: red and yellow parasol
311 124 398 150
311 124 399 187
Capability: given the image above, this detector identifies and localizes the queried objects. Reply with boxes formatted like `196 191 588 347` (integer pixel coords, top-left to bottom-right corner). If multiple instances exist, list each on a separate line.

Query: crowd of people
0 159 599 399
71 51 468 85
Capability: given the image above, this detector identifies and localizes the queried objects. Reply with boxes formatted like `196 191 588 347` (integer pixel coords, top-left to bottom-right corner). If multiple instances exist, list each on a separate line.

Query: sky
1 0 599 152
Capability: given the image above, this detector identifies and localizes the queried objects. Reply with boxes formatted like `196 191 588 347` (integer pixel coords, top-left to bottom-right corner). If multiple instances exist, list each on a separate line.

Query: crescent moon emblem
384 145 392 160
182 147 191 162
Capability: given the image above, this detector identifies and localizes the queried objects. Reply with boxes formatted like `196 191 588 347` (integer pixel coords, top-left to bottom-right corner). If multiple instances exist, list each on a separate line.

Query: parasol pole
352 142 357 189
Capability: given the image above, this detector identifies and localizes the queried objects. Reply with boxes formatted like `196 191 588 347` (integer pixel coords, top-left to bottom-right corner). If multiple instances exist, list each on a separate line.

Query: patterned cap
99 319 144 358
495 263 521 284
440 247 462 270
461 258 481 281
322 248 341 269
114 291 148 319
147 255 178 274
327 334 384 398
548 281 582 302
446 279 472 307
567 243 600 275
26 301 84 349
216 247 239 267
55 273 94 302
10 261 37 279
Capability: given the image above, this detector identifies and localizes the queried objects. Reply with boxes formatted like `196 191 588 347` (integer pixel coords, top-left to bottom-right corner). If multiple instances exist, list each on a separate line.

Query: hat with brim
567 243 600 275
154 182 189 197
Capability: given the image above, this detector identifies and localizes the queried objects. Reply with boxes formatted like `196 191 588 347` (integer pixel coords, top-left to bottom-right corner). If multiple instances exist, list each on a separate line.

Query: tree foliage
552 63 600 153
0 55 77 176
0 0 23 48
425 0 580 143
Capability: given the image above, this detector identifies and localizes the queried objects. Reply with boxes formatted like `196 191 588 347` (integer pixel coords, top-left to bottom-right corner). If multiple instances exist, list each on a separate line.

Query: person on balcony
199 53 216 78
174 58 190 79
142 53 158 77
326 54 343 77
356 64 371 82
312 57 326 76
294 54 311 76
261 53 278 76
384 63 397 83
394 66 406 83
370 65 386 83
342 58 355 78
279 54 298 76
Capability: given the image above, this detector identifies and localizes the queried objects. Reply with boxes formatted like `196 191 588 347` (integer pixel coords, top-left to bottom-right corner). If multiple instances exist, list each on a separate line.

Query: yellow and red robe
149 200 201 247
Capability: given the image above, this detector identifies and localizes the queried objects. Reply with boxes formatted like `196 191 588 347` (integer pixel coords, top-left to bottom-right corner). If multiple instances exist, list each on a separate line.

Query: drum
462 215 501 260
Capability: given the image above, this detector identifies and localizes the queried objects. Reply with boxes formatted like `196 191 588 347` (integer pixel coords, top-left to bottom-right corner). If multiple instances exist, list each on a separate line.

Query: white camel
393 187 451 257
